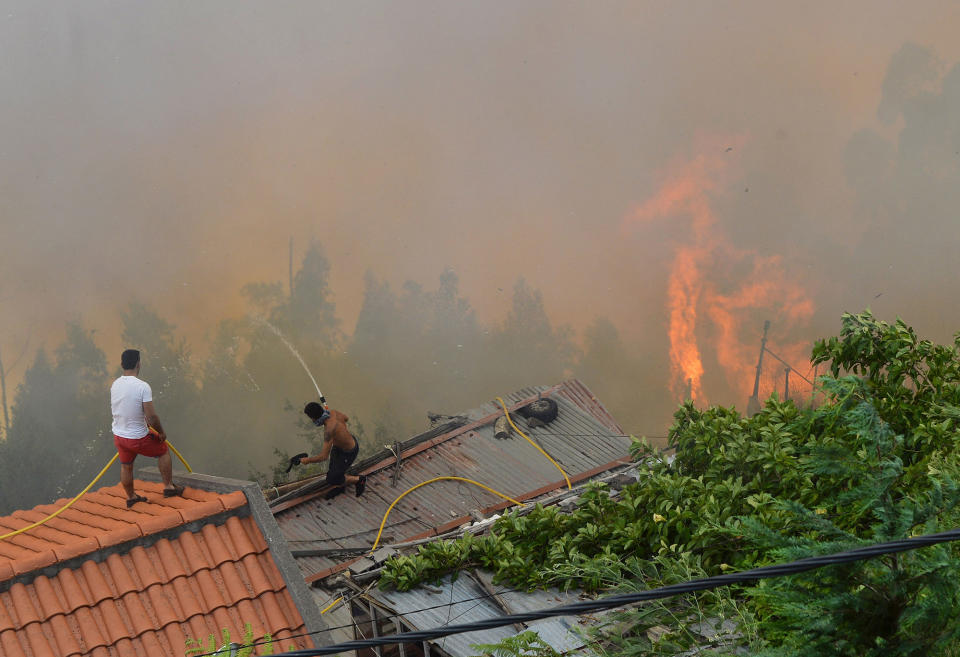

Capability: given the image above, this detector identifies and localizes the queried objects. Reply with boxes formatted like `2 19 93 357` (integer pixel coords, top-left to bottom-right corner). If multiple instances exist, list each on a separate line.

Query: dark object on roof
427 411 468 426
516 397 559 423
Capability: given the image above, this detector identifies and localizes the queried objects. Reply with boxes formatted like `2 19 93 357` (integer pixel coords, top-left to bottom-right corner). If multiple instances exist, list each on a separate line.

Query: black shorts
326 435 359 486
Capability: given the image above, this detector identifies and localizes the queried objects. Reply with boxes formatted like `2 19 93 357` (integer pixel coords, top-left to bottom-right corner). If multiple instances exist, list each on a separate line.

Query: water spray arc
255 318 326 404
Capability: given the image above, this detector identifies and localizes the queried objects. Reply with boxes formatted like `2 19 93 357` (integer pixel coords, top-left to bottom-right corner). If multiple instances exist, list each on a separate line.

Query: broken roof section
0 473 326 656
360 571 587 657
272 379 634 583
331 464 644 657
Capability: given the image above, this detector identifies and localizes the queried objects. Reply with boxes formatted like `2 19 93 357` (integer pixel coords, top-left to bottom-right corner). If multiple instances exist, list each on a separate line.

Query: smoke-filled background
3 1 960 510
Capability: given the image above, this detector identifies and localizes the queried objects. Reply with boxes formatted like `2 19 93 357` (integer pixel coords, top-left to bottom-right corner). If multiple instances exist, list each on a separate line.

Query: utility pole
784 366 791 401
0 343 8 438
747 320 771 416
289 236 294 300
809 363 819 408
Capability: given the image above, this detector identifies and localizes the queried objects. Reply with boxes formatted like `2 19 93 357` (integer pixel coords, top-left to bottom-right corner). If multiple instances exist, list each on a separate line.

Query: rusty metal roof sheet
273 379 633 581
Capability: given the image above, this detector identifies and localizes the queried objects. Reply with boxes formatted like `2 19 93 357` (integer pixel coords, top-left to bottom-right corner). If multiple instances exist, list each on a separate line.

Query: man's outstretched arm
302 442 332 464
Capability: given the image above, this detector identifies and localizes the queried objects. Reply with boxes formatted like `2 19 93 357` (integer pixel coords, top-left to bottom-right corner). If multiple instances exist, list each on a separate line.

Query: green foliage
382 311 960 656
184 623 297 656
589 551 761 657
471 630 563 657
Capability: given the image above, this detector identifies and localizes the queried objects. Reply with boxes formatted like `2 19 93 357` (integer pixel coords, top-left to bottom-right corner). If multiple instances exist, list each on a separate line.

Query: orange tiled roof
0 480 312 656
0 481 246 578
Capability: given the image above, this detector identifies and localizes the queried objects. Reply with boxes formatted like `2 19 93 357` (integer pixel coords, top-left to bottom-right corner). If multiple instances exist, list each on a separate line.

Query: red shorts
114 433 168 464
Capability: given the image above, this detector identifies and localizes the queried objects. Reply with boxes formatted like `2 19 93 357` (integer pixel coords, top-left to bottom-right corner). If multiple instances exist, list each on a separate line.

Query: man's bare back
321 409 355 451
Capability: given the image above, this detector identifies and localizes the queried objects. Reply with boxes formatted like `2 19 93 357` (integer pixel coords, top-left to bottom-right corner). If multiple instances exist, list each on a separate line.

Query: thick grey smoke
2 1 960 478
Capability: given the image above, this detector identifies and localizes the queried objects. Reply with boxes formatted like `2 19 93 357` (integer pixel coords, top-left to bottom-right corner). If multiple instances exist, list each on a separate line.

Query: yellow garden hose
0 440 193 542
320 596 343 614
496 396 571 490
370 477 526 552
168 442 194 473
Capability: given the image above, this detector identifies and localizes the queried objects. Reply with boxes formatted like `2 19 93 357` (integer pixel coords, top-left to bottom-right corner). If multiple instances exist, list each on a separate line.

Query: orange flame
625 139 814 404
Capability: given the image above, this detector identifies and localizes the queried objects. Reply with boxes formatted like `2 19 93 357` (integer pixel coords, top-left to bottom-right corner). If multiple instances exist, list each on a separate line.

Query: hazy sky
3 1 960 408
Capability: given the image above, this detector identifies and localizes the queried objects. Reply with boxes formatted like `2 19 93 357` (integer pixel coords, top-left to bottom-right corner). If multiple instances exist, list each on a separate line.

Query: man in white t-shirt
111 349 184 508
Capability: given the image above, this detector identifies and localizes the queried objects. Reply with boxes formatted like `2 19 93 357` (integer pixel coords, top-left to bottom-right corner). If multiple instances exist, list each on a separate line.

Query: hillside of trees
0 243 672 513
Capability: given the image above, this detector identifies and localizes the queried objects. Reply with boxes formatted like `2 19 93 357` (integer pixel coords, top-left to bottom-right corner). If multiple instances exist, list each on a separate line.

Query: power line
272 525 960 656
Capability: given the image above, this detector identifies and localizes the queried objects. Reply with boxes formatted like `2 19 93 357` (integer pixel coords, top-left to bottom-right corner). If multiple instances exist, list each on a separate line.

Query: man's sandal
126 495 148 508
163 485 185 498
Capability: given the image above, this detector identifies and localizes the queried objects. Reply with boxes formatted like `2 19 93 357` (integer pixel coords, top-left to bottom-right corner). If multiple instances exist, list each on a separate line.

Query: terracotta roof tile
55 569 86 614
0 482 314 655
179 498 226 523
96 596 132 645
225 515 256 555
96 522 143 549
48 612 81 656
202 523 234 566
257 590 293 634
160 622 187 656
221 562 254 606
154 537 188 581
170 569 204 617
31 575 62 621
12 549 57 575
79 560 114 606
23 623 57 657
222 490 248 510
112 637 138 657
52 536 100 562
147 582 179 628
0 481 238 578
71 604 107 653
135 509 185 535
0 628 27 657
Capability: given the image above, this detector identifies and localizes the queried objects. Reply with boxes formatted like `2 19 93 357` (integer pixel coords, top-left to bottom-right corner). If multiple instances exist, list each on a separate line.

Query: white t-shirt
111 375 153 439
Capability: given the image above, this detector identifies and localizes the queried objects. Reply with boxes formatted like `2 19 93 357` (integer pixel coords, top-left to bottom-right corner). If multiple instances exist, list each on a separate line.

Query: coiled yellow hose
370 476 525 551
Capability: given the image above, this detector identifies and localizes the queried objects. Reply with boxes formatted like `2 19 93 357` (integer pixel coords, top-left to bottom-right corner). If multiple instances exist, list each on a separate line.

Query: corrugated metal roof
274 379 633 581
366 573 587 657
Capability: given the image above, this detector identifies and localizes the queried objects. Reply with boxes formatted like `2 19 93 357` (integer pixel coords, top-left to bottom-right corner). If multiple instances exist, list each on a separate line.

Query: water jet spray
254 318 327 406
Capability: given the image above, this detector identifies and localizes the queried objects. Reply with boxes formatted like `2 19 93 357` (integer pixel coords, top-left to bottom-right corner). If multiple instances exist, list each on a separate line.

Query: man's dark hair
121 349 141 371
304 402 324 420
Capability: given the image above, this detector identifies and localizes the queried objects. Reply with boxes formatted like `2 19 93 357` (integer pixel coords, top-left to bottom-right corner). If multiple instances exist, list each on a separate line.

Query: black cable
762 347 815 387
272 526 960 656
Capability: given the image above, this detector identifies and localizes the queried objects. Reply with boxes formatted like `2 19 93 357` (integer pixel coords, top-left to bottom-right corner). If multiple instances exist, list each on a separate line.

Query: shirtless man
298 402 367 498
